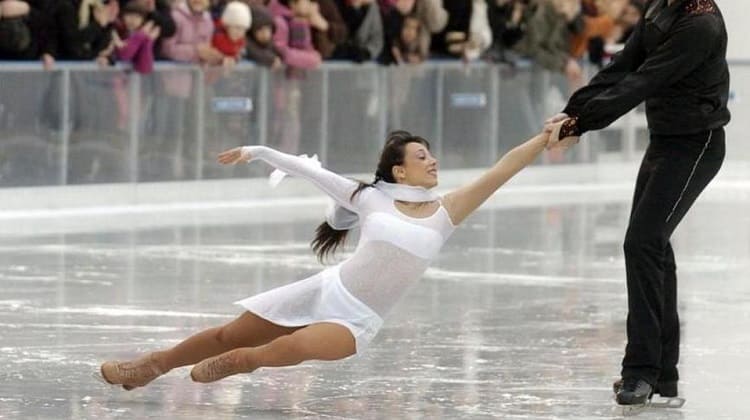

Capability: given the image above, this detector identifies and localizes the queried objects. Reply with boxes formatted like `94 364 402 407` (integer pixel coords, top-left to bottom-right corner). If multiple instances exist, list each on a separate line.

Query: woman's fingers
218 147 253 165
546 121 564 150
217 148 240 164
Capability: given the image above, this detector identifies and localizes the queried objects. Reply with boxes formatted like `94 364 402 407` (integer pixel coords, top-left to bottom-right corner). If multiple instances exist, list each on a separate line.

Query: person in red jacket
211 1 252 66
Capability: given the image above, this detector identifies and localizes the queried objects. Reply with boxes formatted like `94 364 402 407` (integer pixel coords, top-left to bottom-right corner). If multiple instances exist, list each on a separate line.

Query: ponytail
310 178 378 262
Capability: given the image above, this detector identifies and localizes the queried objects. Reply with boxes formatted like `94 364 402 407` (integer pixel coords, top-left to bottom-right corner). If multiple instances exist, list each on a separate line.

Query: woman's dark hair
311 130 431 262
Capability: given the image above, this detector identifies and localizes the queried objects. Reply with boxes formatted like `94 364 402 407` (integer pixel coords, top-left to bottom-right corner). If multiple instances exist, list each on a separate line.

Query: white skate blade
650 397 686 409
617 403 648 417
616 396 686 416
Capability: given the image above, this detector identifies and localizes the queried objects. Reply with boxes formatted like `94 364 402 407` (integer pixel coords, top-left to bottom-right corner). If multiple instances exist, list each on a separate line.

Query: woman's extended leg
190 322 356 383
100 311 299 389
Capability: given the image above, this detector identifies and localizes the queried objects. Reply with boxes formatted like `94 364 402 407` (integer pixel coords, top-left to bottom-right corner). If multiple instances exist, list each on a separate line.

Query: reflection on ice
0 197 748 419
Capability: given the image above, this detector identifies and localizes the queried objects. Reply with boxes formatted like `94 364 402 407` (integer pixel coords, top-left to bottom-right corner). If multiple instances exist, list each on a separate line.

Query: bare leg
190 322 356 383
100 311 299 389
154 311 300 371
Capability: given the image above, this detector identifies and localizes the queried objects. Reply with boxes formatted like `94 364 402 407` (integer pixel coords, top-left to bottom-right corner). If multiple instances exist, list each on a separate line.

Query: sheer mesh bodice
245 146 456 317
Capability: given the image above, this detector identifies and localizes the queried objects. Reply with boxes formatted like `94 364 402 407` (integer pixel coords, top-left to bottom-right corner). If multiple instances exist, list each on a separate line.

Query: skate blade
650 397 686 409
617 403 648 417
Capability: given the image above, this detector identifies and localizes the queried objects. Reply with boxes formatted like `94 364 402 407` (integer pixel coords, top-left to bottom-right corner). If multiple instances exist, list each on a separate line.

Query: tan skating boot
99 353 164 390
190 349 250 383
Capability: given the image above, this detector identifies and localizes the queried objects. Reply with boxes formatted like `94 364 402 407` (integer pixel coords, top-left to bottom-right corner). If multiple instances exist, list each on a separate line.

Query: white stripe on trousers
665 130 714 224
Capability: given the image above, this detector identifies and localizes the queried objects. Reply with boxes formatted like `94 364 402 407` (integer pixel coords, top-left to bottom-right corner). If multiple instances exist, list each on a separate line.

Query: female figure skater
99 129 552 389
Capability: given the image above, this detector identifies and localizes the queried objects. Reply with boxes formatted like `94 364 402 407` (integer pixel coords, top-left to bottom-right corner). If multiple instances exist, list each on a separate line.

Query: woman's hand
217 147 253 165
544 112 568 132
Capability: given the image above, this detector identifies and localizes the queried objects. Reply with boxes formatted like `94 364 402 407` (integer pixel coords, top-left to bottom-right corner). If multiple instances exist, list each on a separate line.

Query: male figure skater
545 0 731 407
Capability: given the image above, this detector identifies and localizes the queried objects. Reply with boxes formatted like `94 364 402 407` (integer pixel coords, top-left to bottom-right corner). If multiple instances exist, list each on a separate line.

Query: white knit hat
221 1 252 29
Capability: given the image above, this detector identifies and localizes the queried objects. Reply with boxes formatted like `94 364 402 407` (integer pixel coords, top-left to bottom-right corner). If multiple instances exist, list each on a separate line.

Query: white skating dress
235 146 456 353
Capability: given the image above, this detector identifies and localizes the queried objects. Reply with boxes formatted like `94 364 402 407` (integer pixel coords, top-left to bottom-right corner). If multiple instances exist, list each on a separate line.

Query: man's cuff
559 116 582 138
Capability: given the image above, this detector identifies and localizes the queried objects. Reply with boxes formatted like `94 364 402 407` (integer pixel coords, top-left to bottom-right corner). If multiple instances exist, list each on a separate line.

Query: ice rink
1 179 749 420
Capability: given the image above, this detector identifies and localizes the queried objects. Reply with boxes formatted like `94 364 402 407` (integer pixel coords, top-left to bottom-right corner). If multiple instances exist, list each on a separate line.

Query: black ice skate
613 378 685 410
614 377 653 416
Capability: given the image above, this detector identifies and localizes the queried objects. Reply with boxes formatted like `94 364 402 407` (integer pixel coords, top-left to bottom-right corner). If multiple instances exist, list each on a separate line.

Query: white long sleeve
243 146 363 212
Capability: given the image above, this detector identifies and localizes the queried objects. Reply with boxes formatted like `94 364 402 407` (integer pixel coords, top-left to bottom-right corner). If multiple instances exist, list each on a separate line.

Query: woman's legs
101 311 299 389
155 311 300 371
190 322 356 383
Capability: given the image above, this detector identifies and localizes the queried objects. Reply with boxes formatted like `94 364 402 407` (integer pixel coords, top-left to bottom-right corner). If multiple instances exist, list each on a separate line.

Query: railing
0 61 744 188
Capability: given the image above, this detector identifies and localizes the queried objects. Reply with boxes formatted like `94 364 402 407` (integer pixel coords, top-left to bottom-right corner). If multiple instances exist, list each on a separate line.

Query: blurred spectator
432 0 491 61
47 0 118 63
332 0 383 63
390 14 420 64
211 1 252 66
245 3 282 67
380 0 447 64
118 0 177 57
570 0 624 63
0 1 32 57
267 0 322 72
0 0 57 68
267 0 318 156
512 0 584 90
210 0 265 16
157 0 216 177
111 1 161 73
311 0 347 59
486 0 527 61
210 0 227 17
101 1 161 135
578 0 641 67
162 0 217 64
612 0 642 42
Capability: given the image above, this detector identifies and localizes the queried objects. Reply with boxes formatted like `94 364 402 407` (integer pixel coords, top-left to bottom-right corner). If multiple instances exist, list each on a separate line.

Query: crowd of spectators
0 0 645 79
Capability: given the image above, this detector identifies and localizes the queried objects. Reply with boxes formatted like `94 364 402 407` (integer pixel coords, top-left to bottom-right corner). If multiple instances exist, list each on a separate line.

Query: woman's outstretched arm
218 146 363 211
441 133 549 225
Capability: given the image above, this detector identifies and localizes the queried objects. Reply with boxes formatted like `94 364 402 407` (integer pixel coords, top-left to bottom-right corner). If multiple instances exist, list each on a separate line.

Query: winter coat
245 4 280 66
312 0 347 58
267 0 321 69
161 2 214 63
334 0 383 61
512 0 572 72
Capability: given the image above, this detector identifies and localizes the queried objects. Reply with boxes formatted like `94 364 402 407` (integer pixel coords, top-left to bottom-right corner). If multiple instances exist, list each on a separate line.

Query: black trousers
621 128 725 385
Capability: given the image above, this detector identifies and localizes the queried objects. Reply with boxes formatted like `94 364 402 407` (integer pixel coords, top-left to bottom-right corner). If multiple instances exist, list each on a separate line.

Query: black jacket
53 0 113 60
561 0 730 136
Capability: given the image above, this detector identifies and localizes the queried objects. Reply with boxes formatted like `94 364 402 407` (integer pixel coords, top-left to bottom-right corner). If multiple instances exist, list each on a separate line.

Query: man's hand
546 119 580 150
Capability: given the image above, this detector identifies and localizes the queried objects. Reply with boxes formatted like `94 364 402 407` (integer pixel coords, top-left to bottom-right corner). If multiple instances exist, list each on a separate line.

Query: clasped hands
543 113 580 150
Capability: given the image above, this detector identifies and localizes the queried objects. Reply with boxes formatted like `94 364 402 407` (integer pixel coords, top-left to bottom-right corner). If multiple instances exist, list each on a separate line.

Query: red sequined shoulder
684 0 717 15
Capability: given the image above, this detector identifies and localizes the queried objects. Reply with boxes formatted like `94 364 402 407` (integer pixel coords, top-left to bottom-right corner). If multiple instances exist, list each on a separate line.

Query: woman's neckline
391 200 442 220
